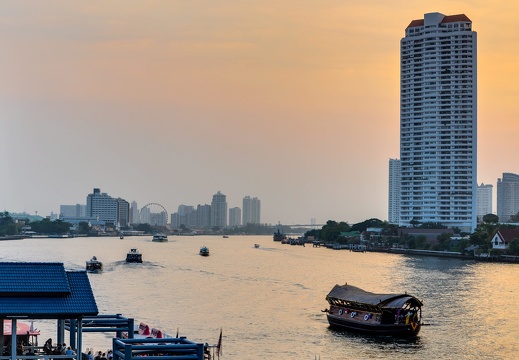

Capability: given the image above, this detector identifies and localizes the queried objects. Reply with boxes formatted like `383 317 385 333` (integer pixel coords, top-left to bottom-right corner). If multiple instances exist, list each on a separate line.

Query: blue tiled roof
0 262 98 318
0 262 71 296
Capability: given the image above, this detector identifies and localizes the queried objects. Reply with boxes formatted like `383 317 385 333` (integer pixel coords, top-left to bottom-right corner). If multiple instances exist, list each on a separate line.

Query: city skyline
2 1 518 225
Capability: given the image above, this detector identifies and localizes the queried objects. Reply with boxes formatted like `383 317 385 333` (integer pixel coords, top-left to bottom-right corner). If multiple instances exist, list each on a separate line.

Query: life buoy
350 312 356 318
364 314 370 321
338 309 343 315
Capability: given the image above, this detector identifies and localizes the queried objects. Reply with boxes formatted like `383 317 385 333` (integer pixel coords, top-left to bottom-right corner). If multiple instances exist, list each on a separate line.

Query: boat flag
176 327 178 338
216 328 222 358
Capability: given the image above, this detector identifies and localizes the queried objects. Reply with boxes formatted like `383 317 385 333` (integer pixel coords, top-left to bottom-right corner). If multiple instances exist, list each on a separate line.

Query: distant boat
126 248 143 263
223 235 229 238
273 227 286 242
254 244 260 248
199 246 210 257
86 256 103 272
152 234 168 242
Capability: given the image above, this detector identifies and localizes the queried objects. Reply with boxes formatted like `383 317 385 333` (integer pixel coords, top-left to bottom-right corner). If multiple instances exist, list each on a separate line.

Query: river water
2 235 519 359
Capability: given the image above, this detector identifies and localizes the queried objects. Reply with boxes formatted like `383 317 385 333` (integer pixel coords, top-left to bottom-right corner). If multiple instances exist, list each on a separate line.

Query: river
2 235 518 359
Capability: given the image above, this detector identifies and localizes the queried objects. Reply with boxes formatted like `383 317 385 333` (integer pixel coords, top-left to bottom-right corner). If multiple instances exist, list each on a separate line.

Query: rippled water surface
2 235 519 359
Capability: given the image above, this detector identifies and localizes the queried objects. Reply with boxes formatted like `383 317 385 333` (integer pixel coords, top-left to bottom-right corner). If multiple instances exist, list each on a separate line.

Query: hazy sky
1 1 517 225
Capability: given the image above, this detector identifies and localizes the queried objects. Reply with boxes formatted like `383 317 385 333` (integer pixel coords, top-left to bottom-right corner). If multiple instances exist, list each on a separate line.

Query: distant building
242 196 261 224
59 204 86 219
497 173 519 222
490 228 519 250
130 201 140 225
399 12 477 232
229 207 242 227
196 204 211 228
476 183 493 222
397 228 454 245
211 191 227 228
388 159 401 224
172 205 196 228
86 188 129 227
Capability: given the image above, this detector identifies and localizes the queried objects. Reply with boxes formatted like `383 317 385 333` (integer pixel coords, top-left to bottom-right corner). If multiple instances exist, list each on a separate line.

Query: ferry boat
85 256 103 272
152 234 168 242
199 246 210 257
324 283 423 337
126 248 143 263
3 320 40 349
273 227 286 242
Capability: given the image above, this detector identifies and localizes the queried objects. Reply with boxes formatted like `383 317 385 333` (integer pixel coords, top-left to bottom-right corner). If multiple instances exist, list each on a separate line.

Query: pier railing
112 337 205 360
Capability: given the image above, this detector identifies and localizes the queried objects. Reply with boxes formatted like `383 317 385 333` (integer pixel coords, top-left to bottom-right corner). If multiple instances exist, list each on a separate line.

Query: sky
1 0 518 226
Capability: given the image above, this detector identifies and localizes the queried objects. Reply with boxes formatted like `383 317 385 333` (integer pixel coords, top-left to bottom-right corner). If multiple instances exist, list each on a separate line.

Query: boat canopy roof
326 284 423 309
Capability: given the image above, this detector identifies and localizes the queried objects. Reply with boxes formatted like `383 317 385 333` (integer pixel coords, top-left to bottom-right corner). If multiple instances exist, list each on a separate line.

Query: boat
3 320 40 350
273 227 286 242
85 256 103 272
323 283 423 337
254 243 260 248
126 248 143 263
199 246 210 256
152 234 168 242
223 235 229 238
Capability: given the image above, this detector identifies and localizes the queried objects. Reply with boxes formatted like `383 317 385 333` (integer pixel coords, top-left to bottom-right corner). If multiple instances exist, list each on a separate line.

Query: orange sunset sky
1 1 517 225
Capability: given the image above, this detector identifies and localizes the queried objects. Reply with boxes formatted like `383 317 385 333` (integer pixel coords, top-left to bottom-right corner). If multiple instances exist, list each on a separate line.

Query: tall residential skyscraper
242 196 261 224
211 191 227 228
476 183 493 222
229 207 242 227
497 173 519 222
388 159 401 224
400 12 477 232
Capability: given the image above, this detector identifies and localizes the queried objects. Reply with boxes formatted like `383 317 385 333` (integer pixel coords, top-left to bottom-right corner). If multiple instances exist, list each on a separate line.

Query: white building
211 191 227 228
399 12 477 232
242 196 261 224
86 188 129 227
130 201 140 225
476 183 493 222
497 173 519 222
388 159 401 224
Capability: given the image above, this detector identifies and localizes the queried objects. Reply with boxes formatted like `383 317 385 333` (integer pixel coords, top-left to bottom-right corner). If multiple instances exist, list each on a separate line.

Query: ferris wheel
139 203 169 226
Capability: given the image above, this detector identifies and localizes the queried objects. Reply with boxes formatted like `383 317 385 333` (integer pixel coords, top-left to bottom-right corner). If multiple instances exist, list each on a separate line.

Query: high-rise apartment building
130 201 140 225
400 12 477 232
476 183 493 222
497 173 519 222
242 196 261 224
211 191 227 228
229 207 242 227
388 159 401 224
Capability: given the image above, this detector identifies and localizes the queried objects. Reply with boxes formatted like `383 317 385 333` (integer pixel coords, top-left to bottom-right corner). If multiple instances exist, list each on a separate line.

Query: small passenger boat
324 283 423 337
126 248 143 263
152 234 168 242
223 235 229 238
254 243 260 248
199 246 210 256
86 256 103 272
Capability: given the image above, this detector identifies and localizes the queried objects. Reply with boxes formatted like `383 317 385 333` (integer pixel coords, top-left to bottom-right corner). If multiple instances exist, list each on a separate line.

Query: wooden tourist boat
324 283 423 337
85 256 103 272
126 248 143 263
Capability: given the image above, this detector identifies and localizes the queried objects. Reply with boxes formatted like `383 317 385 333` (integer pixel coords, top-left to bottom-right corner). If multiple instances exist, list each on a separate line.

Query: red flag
216 328 222 357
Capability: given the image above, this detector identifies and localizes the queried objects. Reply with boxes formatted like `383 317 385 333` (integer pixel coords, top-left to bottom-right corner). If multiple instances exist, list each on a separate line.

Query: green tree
78 221 91 234
483 214 499 224
507 238 519 255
